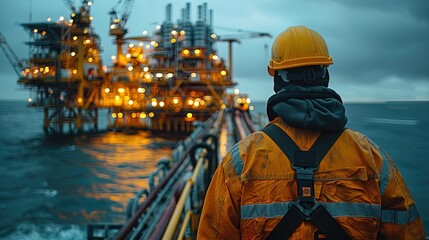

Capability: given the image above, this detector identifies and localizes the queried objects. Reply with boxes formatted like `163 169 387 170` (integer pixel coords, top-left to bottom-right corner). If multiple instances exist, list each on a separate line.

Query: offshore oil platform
0 0 265 135
1 1 270 239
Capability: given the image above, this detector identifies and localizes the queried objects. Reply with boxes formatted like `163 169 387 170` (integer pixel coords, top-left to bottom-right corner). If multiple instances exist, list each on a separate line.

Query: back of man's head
267 26 333 92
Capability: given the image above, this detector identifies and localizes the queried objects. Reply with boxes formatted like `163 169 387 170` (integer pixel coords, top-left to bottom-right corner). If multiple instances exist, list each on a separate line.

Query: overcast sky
0 0 428 102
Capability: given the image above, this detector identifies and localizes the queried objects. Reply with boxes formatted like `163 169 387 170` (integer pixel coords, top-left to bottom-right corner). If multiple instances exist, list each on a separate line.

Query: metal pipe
177 210 192 240
115 116 215 239
162 149 206 240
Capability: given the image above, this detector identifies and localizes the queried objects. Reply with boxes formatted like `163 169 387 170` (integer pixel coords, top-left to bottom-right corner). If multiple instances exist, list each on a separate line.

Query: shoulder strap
261 123 344 166
261 124 351 240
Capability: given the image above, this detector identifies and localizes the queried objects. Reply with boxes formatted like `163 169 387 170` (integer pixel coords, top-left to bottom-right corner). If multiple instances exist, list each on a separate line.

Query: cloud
0 0 427 101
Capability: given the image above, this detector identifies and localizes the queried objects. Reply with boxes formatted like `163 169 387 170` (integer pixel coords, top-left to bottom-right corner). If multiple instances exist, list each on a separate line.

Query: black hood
266 85 347 131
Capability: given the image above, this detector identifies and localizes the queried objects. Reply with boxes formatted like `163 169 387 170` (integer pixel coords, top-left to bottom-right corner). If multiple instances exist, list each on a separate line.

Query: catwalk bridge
87 107 259 239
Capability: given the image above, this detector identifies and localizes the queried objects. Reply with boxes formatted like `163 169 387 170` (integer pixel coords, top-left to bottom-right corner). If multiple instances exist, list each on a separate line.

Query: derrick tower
17 0 104 134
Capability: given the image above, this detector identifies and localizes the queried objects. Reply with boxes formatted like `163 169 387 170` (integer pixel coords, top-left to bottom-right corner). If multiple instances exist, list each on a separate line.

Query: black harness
261 124 351 240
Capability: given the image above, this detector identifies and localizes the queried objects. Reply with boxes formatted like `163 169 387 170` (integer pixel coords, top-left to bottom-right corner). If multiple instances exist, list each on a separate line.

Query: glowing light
193 101 200 107
85 39 91 44
221 70 227 76
246 98 251 104
137 88 145 93
27 98 33 103
73 36 78 41
47 18 52 22
129 43 134 48
140 113 147 118
77 98 83 103
150 41 157 46
128 100 134 105
71 13 76 17
71 52 76 56
171 30 178 35
212 55 219 60
128 66 133 71
111 55 116 60
155 73 163 78
187 99 194 105
234 88 240 94
191 73 197 78
155 25 161 30
41 31 46 36
88 57 93 62
89 16 93 21
131 113 137 118
104 88 110 93
159 101 165 107
118 113 123 118
211 33 217 39
59 16 65 21
166 73 174 78
221 104 226 109
172 98 179 104
186 113 193 118
143 67 149 72
144 73 152 79
87 1 93 6
33 29 38 33
83 29 88 34
72 69 78 74
112 113 117 118
110 24 116 30
182 49 190 56
194 49 201 55
118 88 125 93
149 112 155 118
180 30 185 35
114 95 121 100
142 30 148 35
237 98 242 104
125 53 131 58
171 38 177 43
124 96 130 101
249 106 254 111
151 101 157 107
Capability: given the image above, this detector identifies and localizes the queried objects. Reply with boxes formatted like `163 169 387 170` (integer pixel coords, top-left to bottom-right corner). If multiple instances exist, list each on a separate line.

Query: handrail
177 210 192 240
162 137 215 240
161 111 224 239
162 146 207 239
114 116 216 239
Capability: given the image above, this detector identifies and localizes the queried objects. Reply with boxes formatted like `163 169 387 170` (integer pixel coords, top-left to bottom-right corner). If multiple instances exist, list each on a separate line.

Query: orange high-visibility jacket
198 118 425 239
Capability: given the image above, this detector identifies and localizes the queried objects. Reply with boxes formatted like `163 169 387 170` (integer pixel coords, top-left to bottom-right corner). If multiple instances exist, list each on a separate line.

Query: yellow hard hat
268 26 333 76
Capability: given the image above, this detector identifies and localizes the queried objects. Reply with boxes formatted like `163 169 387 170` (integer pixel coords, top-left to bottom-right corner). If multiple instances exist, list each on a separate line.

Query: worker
197 26 425 239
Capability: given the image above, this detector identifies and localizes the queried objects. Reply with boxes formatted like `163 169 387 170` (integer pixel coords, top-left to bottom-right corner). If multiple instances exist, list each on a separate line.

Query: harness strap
262 124 351 240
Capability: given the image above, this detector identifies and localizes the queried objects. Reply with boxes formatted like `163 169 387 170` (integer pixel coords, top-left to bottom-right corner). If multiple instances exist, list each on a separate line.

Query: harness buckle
291 201 322 221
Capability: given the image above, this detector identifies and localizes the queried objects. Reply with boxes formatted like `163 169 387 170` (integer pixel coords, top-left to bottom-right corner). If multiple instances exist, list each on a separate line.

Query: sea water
0 100 428 239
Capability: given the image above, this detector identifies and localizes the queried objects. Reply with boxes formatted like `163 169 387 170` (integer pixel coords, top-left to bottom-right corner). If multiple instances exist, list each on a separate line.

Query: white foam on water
3 223 85 240
365 117 419 125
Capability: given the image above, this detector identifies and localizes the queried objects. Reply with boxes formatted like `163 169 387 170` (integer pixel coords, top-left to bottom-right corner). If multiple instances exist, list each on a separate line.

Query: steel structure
2 1 266 135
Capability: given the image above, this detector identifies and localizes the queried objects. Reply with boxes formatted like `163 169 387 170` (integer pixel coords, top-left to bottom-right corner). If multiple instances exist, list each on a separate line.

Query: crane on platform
216 27 272 78
109 0 136 65
0 32 25 77
62 0 93 28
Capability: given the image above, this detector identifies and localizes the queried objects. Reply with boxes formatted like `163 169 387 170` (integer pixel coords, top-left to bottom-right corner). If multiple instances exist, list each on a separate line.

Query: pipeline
108 110 222 239
87 107 260 239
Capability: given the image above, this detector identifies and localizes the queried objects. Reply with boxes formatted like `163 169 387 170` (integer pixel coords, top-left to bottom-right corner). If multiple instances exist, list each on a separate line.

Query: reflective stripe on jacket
197 118 425 239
